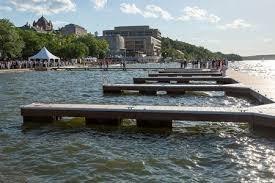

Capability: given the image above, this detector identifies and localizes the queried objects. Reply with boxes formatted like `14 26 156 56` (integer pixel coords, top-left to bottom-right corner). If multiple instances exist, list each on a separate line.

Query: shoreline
0 68 32 74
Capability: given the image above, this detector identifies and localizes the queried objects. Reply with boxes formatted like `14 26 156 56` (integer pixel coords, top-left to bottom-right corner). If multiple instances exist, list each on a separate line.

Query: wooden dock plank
102 83 273 104
51 67 180 71
21 103 275 128
159 69 219 73
149 73 223 77
133 77 238 84
103 83 249 92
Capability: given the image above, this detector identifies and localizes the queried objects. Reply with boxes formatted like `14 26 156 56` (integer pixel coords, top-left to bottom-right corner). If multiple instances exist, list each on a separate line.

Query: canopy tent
28 47 60 62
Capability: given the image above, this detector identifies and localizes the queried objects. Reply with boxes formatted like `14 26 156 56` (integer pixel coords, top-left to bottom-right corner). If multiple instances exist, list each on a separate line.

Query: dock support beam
249 115 275 136
166 90 186 95
139 90 156 95
23 116 55 123
136 120 172 128
86 118 122 126
177 81 190 84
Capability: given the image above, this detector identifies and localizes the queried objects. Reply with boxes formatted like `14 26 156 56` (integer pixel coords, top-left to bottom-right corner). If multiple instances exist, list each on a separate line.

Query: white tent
28 47 60 62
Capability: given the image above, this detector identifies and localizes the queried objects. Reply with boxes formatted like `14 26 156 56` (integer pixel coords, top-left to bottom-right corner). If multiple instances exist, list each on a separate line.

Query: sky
0 0 274 56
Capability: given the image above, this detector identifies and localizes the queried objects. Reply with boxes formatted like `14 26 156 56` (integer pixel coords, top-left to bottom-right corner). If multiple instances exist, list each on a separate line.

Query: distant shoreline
0 68 32 74
242 55 275 60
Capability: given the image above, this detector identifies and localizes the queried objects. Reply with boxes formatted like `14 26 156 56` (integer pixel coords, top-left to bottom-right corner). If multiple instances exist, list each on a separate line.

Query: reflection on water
0 62 274 182
231 60 275 79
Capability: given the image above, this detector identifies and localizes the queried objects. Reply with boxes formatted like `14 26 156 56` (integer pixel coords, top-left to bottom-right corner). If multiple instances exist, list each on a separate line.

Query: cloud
263 38 272 43
191 38 220 45
218 19 251 30
143 5 174 20
0 5 12 11
178 6 220 23
120 3 173 21
120 3 142 14
7 0 76 15
120 4 220 23
92 0 107 10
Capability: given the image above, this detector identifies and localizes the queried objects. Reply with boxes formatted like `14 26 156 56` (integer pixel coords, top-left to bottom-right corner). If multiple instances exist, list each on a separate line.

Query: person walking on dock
184 60 187 69
122 60 126 71
106 60 109 70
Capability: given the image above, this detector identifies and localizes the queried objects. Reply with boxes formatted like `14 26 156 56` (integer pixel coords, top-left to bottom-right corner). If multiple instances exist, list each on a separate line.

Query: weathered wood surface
149 73 223 77
103 83 273 104
51 67 178 71
133 77 238 84
21 103 275 128
103 83 249 92
159 69 219 73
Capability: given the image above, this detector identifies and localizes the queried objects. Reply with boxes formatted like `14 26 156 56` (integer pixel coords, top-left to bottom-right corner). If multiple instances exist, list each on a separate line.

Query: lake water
0 61 274 182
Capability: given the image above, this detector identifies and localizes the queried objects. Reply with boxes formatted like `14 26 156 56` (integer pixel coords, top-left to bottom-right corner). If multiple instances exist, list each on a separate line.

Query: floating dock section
159 69 219 73
21 67 275 132
149 72 223 77
51 67 179 71
102 83 272 104
21 103 275 129
133 77 238 84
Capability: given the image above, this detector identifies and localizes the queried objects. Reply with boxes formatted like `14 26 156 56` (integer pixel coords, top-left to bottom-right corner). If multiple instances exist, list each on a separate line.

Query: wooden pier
103 83 247 93
133 77 238 84
102 83 273 104
148 72 223 77
159 68 219 73
51 67 178 71
21 103 275 129
21 67 275 132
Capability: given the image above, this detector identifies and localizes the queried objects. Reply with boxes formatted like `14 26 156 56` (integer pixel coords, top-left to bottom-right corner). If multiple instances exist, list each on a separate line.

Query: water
231 60 275 79
0 62 274 182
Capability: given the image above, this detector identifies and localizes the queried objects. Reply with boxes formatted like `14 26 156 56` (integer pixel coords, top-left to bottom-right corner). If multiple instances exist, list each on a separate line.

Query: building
32 16 53 32
101 34 126 57
20 16 53 33
103 26 161 57
60 24 87 36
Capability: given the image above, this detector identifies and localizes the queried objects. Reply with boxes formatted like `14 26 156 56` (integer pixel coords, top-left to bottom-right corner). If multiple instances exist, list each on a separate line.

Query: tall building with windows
103 26 161 57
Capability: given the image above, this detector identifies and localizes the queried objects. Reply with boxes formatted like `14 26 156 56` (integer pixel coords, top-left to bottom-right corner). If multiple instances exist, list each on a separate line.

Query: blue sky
0 0 274 56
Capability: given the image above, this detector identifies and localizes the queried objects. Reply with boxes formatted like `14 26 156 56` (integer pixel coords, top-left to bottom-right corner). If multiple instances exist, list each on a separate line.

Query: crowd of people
0 60 75 70
180 59 228 76
1 59 228 76
98 59 127 71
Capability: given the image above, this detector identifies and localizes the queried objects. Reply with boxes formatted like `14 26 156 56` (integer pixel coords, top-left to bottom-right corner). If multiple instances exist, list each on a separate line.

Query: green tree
161 37 242 61
96 39 109 58
18 30 45 58
60 42 88 59
77 34 99 57
0 19 24 59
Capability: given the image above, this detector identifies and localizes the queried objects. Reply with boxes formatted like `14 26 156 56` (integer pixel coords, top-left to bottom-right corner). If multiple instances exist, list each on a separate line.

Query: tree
77 34 99 57
18 30 45 58
96 39 109 58
60 42 88 59
161 37 242 61
0 19 24 60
